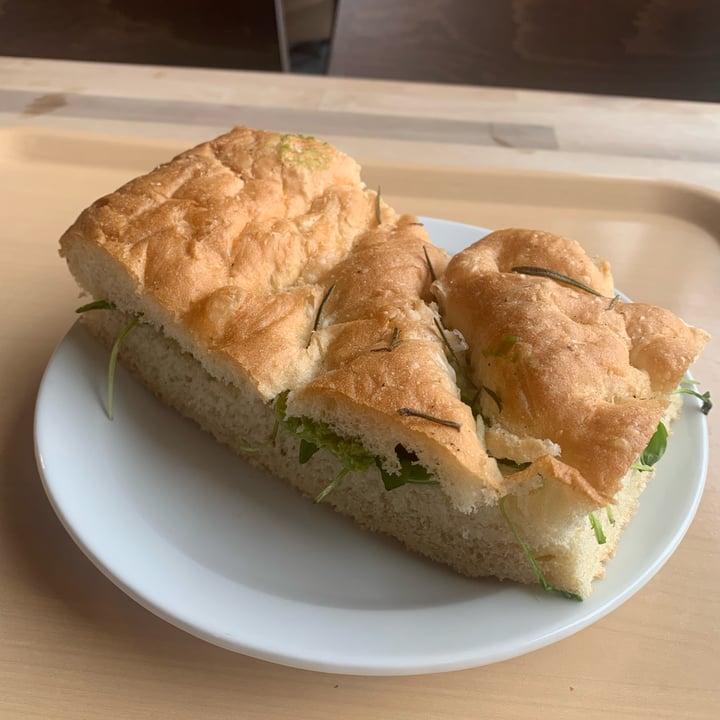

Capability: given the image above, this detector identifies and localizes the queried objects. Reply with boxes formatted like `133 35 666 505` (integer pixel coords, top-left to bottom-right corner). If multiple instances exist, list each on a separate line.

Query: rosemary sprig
606 504 616 526
511 265 608 299
371 327 401 352
495 457 531 472
432 317 484 416
481 385 503 413
423 245 437 283
499 496 583 601
307 283 335 347
76 299 116 313
469 388 483 419
397 407 462 430
433 317 459 361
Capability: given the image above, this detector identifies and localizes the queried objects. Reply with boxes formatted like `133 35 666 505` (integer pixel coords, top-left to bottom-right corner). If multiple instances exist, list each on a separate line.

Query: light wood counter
0 57 718 719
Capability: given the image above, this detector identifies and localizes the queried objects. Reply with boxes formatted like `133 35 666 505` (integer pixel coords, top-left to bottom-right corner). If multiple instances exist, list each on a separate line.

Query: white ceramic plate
35 218 709 675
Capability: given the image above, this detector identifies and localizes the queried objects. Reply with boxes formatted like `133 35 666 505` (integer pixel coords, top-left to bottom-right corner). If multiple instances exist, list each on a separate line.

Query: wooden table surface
1 57 718 719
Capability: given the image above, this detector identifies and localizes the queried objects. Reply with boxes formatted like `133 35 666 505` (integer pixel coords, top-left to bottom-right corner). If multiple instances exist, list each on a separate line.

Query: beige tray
1 125 718 719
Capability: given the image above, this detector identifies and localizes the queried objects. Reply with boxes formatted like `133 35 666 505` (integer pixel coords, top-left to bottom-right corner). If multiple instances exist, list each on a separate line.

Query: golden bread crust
60 129 709 508
61 127 504 506
61 127 398 398
290 219 503 508
59 127 711 595
435 228 709 502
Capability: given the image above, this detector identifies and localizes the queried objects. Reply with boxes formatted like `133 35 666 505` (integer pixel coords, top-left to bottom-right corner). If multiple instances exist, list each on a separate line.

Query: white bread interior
80 309 676 599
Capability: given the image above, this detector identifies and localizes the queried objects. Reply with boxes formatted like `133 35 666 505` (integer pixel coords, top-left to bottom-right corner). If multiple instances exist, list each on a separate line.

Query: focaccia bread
60 126 709 599
434 228 708 505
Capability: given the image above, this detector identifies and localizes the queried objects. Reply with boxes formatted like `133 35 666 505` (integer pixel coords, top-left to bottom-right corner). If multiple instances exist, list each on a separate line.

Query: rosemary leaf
307 283 335 347
371 327 401 352
423 245 437 283
481 385 503 412
606 503 616 526
495 457 531 471
388 326 401 350
375 187 382 225
432 317 481 415
237 443 267 454
397 407 462 430
76 299 115 313
512 265 607 299
433 317 459 361
470 388 483 419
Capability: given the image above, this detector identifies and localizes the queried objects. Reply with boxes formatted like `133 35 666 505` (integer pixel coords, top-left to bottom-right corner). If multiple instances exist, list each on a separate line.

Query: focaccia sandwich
59 126 710 599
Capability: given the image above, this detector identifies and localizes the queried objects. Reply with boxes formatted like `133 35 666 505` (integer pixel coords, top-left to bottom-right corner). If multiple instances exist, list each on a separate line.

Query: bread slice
60 126 709 599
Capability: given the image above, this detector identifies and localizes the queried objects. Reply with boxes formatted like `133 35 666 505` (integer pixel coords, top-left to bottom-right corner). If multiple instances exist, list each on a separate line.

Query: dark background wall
1 0 718 101
329 0 720 101
0 0 286 71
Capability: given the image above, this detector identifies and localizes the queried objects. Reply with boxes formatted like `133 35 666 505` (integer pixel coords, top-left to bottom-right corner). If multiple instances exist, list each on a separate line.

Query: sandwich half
60 126 709 599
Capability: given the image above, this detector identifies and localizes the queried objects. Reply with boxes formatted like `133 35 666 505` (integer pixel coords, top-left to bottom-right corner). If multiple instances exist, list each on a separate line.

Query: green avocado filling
274 391 436 502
